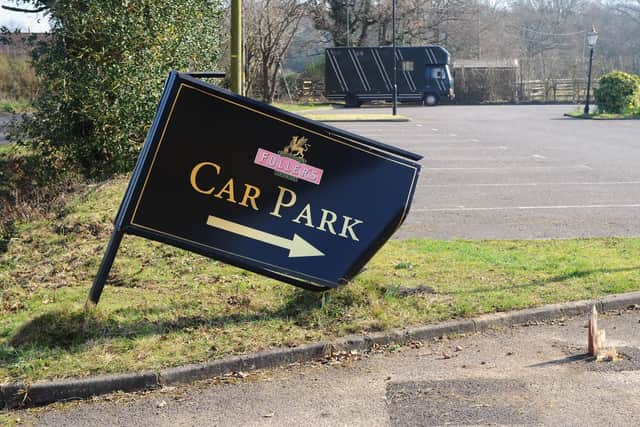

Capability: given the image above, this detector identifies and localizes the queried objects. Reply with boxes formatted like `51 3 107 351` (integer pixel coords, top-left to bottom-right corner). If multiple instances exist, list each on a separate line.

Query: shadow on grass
441 266 640 295
7 310 99 349
2 288 349 365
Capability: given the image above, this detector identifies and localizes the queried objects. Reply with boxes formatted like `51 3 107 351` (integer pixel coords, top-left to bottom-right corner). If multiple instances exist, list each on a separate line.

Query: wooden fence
519 78 596 103
274 76 597 104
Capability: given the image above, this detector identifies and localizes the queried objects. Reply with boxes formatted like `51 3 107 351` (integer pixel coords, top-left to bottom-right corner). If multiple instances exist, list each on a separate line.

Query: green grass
0 413 22 426
0 99 33 114
272 102 333 112
1 178 640 383
565 111 640 120
0 141 30 158
0 143 15 156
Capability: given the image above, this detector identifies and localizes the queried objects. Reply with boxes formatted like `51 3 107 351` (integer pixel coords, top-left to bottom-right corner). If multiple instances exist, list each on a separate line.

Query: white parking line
532 154 547 160
421 181 640 188
413 204 640 212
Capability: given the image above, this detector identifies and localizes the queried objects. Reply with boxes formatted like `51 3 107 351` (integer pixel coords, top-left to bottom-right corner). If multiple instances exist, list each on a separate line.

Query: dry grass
0 54 38 101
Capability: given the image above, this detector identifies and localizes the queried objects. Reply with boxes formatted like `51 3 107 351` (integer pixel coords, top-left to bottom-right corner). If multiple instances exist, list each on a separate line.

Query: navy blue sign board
87 71 422 305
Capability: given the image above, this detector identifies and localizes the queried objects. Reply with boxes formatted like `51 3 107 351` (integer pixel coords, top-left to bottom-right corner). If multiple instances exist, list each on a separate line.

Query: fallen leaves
224 371 249 379
323 349 362 365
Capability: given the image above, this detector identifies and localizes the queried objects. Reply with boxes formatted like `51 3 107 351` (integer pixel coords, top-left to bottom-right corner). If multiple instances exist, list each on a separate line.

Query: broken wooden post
588 305 599 356
588 305 617 360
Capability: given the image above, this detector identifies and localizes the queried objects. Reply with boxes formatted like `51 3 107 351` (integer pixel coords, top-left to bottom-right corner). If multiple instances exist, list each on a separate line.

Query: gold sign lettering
191 163 364 242
270 186 297 218
190 162 261 211
239 184 261 210
190 162 221 195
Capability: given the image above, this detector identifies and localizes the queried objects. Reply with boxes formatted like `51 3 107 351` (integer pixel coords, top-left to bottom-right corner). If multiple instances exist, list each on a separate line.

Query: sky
0 1 51 32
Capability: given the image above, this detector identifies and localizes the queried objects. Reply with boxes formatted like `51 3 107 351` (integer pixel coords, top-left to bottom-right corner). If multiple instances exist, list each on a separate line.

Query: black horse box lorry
325 45 455 107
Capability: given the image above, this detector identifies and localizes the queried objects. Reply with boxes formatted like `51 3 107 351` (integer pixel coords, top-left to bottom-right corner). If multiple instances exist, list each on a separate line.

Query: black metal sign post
87 71 422 308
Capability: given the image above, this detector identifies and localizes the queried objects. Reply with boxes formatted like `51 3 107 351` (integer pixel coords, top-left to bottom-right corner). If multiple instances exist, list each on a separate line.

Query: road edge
2 291 639 409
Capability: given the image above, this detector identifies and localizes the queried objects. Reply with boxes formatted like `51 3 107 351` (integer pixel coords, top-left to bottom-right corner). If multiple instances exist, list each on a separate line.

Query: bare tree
1 0 54 13
308 0 475 47
511 0 584 56
244 0 306 102
308 0 380 46
400 0 473 44
592 0 640 73
614 0 640 23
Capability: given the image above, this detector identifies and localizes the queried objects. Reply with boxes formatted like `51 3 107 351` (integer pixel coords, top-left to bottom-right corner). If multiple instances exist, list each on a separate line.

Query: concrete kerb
2 292 639 409
600 292 640 312
1 372 159 409
159 342 329 386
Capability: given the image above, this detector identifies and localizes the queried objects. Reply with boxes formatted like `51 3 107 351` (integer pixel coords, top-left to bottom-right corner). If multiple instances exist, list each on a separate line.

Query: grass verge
272 102 334 113
0 413 21 426
300 113 410 122
0 143 16 156
564 111 640 120
0 99 32 114
1 178 640 383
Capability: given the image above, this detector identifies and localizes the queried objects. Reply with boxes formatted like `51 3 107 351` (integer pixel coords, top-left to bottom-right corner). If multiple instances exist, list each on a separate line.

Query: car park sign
87 71 422 305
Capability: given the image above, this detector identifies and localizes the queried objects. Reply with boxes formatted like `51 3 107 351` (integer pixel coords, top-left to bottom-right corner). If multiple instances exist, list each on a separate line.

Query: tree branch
1 5 49 13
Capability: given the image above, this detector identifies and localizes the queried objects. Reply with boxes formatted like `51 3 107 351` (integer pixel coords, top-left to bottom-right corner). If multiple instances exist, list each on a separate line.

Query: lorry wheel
423 93 439 106
345 94 361 108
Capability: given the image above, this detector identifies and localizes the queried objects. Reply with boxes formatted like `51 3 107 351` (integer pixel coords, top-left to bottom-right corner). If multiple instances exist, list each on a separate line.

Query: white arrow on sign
206 215 325 258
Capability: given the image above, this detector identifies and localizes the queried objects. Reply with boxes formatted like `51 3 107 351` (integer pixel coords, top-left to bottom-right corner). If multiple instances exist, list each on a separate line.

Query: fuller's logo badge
254 136 324 185
282 136 309 159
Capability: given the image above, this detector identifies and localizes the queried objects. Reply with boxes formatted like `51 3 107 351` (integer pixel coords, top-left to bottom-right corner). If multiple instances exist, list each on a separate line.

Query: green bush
12 0 223 179
593 71 640 114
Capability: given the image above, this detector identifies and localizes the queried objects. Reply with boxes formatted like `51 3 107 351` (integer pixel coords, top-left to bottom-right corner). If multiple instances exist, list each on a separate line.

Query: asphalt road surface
332 105 640 239
3 106 638 239
0 113 17 145
25 308 640 426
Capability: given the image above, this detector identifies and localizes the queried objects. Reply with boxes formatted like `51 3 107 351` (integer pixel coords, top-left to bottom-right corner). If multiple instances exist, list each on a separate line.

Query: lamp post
584 27 598 115
343 0 355 47
392 0 397 116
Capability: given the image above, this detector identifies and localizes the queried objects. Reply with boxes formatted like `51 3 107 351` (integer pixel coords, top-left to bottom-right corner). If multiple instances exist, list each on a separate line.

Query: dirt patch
585 347 640 372
397 285 436 297
386 379 539 426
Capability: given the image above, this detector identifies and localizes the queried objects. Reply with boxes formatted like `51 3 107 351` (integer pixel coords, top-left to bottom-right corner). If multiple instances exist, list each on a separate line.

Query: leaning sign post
87 71 422 306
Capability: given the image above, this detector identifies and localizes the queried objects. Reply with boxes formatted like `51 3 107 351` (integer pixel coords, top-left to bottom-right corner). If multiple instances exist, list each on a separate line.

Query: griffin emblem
282 136 310 159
